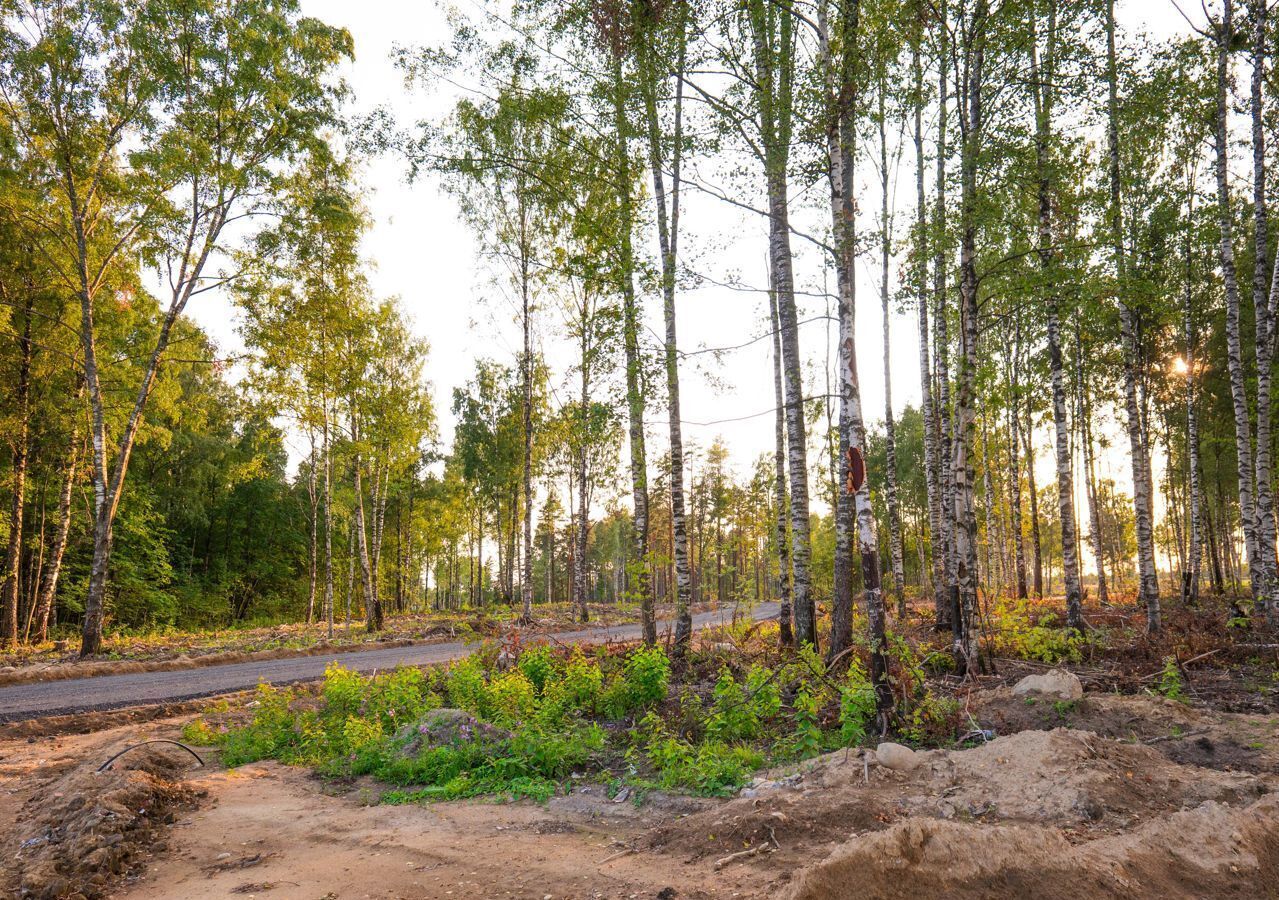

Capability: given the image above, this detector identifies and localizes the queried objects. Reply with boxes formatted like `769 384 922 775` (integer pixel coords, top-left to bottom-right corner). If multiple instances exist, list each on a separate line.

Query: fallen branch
596 847 635 866
1143 729 1210 745
714 846 767 870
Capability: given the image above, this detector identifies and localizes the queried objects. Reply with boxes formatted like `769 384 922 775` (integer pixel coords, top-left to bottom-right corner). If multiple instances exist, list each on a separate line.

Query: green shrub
634 714 763 796
220 683 302 766
445 656 490 715
517 645 558 694
560 648 604 709
1157 656 1186 702
791 688 823 759
321 664 367 719
622 645 671 706
365 666 435 732
838 662 878 745
488 670 536 724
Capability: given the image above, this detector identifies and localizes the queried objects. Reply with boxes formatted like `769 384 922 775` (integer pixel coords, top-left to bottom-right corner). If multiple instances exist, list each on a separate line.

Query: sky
190 0 1193 561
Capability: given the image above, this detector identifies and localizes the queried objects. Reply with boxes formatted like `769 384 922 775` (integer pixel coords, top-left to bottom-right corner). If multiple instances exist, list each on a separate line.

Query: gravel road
0 602 778 722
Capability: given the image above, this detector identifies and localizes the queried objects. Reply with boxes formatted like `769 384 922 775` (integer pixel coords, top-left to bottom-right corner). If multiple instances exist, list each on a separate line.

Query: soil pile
650 724 1276 863
783 793 1279 899
1 746 198 899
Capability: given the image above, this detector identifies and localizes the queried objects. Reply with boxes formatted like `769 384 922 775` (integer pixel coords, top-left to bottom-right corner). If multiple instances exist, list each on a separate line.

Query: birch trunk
306 430 318 625
1008 333 1028 600
1105 0 1160 630
641 12 693 651
1213 0 1260 610
770 282 794 646
747 0 811 647
878 81 906 617
353 451 381 632
951 0 988 675
610 53 654 645
913 25 944 611
519 202 536 624
1030 0 1083 631
932 1 956 629
322 399 335 639
1183 188 1202 605
33 423 79 643
575 335 590 624
1 295 32 647
1082 383 1110 606
820 0 855 659
1249 0 1279 622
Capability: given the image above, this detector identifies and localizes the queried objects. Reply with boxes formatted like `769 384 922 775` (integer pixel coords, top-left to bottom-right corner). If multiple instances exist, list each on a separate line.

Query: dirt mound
782 794 1279 899
930 727 1264 823
1 746 199 899
974 687 1279 773
650 728 1275 861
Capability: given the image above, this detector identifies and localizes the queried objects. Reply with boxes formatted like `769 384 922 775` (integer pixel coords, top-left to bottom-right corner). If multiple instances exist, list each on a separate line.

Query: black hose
97 739 204 772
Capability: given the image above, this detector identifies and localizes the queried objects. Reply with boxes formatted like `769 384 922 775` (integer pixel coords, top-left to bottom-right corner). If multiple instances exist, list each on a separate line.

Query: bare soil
1 688 1276 899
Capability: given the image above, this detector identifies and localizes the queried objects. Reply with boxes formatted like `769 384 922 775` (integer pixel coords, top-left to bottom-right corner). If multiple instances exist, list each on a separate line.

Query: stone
874 742 922 772
391 708 509 758
1012 669 1083 701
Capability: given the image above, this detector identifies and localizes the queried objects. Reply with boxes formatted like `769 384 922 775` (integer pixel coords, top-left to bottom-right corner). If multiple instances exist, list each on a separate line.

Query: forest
0 0 1278 897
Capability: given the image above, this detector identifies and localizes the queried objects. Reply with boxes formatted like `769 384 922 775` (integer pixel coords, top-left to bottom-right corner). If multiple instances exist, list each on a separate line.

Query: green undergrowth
184 635 961 804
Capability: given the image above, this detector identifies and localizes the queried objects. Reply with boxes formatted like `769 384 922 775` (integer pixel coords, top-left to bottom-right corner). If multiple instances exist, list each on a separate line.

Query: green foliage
558 647 604 709
1157 656 1186 702
899 694 962 745
838 662 878 745
989 599 1084 664
445 656 491 715
707 664 778 742
488 670 537 724
622 644 672 706
633 713 762 796
517 645 558 694
791 688 823 759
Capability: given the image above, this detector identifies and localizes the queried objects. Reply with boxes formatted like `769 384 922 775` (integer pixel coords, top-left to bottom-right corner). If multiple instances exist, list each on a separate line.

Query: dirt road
0 602 777 722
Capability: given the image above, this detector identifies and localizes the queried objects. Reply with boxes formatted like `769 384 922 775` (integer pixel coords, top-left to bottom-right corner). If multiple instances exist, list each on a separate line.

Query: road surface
0 602 778 722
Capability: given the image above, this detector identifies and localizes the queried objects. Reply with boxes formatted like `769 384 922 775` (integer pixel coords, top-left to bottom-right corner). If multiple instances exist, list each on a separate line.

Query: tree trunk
769 283 794 646
951 0 988 675
1183 187 1202 605
932 1 955 630
1105 0 1160 630
575 346 590 624
1031 0 1083 631
353 450 381 632
1008 330 1028 600
1 294 33 647
1081 378 1110 606
878 80 906 618
1248 0 1279 622
610 52 654 645
1213 0 1260 613
914 22 944 614
642 11 693 652
33 423 80 643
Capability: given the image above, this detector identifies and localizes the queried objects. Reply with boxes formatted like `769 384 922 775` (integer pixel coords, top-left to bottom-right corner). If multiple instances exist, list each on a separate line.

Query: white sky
190 0 1194 572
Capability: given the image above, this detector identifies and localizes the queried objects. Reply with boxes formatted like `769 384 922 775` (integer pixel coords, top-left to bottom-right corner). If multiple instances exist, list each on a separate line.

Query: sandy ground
3 689 1278 900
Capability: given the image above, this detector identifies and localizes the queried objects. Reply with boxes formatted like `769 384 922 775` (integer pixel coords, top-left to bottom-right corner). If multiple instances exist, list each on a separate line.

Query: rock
1012 669 1083 701
391 708 510 758
875 742 923 772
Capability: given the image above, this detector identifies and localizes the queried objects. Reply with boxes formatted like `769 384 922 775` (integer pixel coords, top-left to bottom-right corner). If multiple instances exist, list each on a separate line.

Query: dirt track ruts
0 602 778 722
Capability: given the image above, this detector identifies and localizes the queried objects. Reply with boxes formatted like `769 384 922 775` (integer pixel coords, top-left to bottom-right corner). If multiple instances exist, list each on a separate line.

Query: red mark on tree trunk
848 447 865 493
